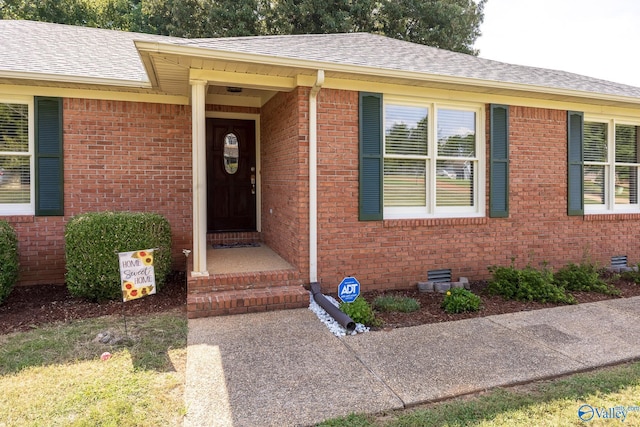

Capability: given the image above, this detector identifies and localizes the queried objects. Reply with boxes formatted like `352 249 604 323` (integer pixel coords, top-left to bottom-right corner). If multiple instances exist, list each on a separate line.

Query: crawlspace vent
427 268 452 283
611 255 628 268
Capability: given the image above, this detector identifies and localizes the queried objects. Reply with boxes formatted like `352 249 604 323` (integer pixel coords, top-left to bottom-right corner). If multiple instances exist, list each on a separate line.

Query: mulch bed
361 279 640 329
1 272 639 335
0 271 187 335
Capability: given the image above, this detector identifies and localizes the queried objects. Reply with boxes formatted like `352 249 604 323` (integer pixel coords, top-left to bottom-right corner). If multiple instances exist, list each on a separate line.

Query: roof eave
0 70 153 89
135 40 640 108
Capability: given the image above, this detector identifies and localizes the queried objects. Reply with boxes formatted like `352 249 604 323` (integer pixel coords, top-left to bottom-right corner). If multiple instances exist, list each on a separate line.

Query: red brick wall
7 98 193 285
10 92 640 294
314 95 640 292
260 88 309 273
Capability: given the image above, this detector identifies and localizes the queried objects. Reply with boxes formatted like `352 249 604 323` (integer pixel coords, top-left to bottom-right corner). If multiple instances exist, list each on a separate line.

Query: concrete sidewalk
184 296 640 427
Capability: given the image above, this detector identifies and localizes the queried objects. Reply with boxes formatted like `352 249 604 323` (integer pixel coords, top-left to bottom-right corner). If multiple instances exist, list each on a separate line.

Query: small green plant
487 262 575 304
554 262 620 295
621 264 640 284
339 296 379 326
373 295 420 313
65 212 172 301
441 288 481 314
0 220 19 305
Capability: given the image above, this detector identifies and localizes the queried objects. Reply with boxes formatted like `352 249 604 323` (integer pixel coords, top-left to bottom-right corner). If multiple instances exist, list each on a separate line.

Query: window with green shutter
0 97 33 215
358 92 485 220
582 115 640 213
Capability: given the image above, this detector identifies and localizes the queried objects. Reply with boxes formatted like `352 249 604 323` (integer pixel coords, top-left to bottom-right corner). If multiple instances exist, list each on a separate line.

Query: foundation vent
611 255 628 268
427 269 452 283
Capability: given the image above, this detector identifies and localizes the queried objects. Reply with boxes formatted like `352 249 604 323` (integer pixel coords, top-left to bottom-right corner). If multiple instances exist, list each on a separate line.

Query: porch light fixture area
226 86 243 93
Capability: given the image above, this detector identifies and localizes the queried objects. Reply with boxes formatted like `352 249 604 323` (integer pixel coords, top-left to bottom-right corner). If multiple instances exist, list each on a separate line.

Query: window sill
2 215 35 223
383 217 487 228
583 213 640 221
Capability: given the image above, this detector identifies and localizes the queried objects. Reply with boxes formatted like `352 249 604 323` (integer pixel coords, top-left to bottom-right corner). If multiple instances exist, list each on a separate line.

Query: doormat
212 242 261 249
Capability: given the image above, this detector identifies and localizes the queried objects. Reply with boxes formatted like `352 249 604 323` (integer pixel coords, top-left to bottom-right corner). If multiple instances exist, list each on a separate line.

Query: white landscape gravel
308 292 369 337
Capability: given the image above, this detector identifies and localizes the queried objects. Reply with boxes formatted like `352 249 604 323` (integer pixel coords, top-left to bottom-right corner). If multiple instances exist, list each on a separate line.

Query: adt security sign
338 276 360 303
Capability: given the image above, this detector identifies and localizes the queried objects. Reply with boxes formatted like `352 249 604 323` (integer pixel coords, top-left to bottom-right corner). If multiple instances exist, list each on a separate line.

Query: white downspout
309 70 324 284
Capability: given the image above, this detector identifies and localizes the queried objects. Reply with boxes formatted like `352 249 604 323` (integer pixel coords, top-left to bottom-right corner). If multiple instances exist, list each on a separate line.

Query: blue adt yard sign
338 277 360 303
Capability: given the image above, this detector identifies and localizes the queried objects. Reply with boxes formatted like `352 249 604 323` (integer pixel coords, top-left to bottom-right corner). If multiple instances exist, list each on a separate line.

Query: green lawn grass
318 362 640 426
0 310 187 426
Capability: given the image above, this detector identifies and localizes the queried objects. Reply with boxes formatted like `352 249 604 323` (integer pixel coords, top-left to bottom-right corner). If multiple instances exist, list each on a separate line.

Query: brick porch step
187 285 310 319
189 269 304 293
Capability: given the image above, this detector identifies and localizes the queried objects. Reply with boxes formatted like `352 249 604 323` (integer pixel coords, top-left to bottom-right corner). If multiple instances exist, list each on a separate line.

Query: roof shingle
2 20 640 100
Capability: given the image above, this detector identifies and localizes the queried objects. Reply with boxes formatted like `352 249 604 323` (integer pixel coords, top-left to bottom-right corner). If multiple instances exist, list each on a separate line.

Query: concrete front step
187 286 310 318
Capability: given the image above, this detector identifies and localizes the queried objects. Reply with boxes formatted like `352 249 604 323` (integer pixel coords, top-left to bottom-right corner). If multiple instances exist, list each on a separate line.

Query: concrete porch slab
206 244 294 274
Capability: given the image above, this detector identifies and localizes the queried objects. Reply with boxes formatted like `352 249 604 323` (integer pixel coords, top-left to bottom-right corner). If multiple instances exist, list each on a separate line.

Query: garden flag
118 249 156 302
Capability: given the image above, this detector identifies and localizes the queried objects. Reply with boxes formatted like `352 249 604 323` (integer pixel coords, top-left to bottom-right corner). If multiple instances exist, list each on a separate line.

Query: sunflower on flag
118 248 156 302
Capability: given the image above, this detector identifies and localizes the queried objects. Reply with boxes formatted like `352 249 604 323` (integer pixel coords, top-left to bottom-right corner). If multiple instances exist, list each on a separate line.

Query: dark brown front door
206 118 256 232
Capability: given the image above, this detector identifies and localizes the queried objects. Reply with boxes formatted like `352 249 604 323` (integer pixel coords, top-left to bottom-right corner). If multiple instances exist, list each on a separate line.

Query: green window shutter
35 97 64 216
567 111 584 216
359 92 383 221
490 104 509 217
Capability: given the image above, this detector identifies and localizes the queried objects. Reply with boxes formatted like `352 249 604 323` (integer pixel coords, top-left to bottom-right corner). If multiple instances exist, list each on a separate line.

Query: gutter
0 70 152 89
309 69 324 284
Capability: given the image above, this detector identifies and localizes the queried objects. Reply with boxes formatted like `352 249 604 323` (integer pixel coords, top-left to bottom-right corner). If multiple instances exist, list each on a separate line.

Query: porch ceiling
140 51 315 106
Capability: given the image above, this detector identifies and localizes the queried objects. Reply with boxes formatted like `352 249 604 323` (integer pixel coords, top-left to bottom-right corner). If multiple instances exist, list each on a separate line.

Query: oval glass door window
223 133 239 174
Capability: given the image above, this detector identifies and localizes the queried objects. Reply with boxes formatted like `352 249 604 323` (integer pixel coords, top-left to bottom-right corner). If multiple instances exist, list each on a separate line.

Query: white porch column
191 79 209 276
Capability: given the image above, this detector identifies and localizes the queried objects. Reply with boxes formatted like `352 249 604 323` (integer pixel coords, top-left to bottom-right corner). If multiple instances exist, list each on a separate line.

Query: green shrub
339 296 379 326
0 220 19 304
487 263 575 304
65 212 172 301
441 288 481 314
373 295 420 313
554 262 620 295
621 264 640 284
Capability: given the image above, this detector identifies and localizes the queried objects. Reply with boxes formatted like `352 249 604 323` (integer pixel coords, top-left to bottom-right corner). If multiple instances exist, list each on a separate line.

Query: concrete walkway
184 296 640 427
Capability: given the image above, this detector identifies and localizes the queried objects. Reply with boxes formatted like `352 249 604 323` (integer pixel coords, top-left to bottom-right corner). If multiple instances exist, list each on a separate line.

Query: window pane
0 155 30 203
384 158 426 207
385 105 428 156
615 124 638 163
437 109 475 157
223 133 239 174
584 122 607 162
0 103 28 153
584 165 605 205
615 166 637 204
436 160 473 206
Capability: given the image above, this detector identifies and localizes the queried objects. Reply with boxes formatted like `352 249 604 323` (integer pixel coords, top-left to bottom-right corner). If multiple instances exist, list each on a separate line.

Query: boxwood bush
65 212 172 301
0 220 19 305
487 263 576 304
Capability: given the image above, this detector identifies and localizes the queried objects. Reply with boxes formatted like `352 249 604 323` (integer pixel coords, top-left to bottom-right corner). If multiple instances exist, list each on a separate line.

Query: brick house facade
3 21 640 317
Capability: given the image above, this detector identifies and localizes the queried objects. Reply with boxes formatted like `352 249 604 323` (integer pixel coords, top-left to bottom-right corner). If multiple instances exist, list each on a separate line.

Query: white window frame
0 95 34 215
383 96 485 219
584 115 640 214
